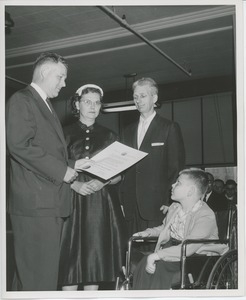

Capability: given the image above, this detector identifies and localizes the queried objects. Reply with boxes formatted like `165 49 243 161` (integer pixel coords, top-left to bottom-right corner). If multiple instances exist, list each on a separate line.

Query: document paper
83 141 148 180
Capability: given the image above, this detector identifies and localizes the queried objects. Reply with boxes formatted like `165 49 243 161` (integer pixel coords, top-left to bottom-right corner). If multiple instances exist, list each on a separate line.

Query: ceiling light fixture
124 72 137 101
102 73 137 112
102 100 137 112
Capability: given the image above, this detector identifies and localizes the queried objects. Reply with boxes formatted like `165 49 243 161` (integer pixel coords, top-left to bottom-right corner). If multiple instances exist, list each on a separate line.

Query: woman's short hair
132 77 158 96
76 86 103 101
179 168 209 196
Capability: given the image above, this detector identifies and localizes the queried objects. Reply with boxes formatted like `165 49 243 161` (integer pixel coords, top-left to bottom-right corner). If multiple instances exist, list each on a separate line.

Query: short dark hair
205 172 214 182
33 52 68 71
214 178 225 184
132 77 158 96
225 179 237 186
180 168 209 195
214 179 224 185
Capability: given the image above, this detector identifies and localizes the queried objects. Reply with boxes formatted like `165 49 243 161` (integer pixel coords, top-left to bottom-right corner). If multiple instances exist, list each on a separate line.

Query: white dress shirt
137 111 156 148
30 82 52 112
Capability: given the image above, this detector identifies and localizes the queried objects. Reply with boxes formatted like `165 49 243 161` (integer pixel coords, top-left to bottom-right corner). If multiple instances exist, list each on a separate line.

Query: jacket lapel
155 205 181 250
184 212 195 237
139 114 157 150
28 86 68 158
132 122 138 148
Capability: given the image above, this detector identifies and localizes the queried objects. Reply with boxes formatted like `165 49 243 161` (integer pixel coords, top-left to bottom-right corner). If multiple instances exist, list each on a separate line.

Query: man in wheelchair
132 168 228 290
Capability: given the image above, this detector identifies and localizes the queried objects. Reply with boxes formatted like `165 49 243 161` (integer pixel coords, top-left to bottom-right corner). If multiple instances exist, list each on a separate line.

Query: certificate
83 141 148 180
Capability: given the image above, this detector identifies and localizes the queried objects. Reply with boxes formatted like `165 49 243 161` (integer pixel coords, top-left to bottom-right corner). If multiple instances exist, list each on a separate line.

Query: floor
6 215 116 291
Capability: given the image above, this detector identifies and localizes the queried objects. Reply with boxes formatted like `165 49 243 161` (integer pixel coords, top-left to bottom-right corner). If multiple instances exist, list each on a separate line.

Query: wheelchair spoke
206 249 237 289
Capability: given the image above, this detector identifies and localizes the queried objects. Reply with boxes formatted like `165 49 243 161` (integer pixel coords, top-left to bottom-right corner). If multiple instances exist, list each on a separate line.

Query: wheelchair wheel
193 256 219 289
206 249 237 289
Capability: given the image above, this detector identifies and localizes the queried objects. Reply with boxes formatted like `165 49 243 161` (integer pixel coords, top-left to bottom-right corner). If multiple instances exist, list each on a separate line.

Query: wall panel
173 98 202 166
203 93 234 164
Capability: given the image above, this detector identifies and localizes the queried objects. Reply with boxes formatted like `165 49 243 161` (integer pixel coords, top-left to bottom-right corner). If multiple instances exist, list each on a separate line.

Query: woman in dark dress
59 84 127 291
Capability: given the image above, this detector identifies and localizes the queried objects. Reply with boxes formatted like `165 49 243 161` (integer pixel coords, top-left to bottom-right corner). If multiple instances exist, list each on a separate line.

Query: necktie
46 98 60 124
46 98 55 114
138 119 147 148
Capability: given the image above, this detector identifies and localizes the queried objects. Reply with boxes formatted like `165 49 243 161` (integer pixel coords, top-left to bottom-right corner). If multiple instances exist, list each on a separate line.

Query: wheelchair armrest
129 236 158 243
181 238 229 254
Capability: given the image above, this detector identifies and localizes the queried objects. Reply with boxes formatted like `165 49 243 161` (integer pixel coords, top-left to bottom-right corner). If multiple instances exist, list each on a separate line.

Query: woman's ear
75 101 80 111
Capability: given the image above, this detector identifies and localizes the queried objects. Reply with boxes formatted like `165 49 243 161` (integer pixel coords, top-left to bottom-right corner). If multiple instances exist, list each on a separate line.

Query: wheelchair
116 204 237 290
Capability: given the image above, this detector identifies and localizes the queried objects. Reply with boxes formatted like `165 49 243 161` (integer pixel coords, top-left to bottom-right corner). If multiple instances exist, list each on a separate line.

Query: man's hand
145 253 160 274
75 158 94 171
63 167 78 183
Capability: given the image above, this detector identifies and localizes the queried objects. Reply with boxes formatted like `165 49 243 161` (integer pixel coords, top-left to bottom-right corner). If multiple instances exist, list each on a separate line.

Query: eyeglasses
80 100 102 106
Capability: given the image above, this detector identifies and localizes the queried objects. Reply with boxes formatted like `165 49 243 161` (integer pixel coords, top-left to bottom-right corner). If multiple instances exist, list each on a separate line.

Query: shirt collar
31 82 47 101
191 200 203 212
78 121 94 131
180 200 203 216
139 111 156 126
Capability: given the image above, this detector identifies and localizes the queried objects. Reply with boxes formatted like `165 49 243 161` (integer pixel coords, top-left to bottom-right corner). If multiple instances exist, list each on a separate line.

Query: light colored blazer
145 201 225 261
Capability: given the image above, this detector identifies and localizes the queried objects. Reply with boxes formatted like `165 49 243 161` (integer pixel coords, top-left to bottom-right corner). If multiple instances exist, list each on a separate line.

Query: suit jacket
121 113 185 221
206 191 228 212
6 85 74 217
145 201 219 261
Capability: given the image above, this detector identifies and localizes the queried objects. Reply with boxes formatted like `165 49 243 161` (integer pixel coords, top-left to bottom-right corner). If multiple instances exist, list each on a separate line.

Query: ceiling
5 4 236 101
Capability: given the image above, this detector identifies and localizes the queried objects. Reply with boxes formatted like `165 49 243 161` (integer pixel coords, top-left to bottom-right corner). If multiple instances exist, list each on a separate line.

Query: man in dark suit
204 172 227 211
6 52 91 291
204 173 234 240
213 178 225 195
121 77 185 238
224 179 237 206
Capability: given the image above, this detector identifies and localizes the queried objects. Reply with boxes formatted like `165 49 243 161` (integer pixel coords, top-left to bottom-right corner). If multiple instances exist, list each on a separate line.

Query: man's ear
153 94 158 103
40 65 50 80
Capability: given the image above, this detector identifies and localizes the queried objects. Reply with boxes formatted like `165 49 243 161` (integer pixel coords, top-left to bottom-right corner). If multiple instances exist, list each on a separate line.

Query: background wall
5 75 237 169
119 91 236 168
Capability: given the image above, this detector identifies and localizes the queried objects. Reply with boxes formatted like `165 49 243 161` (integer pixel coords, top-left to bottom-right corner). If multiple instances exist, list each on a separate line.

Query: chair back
215 204 237 249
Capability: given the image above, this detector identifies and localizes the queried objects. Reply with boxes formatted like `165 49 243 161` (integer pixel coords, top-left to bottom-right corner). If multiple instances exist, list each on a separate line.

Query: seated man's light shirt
137 111 156 148
31 82 51 112
170 200 203 240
